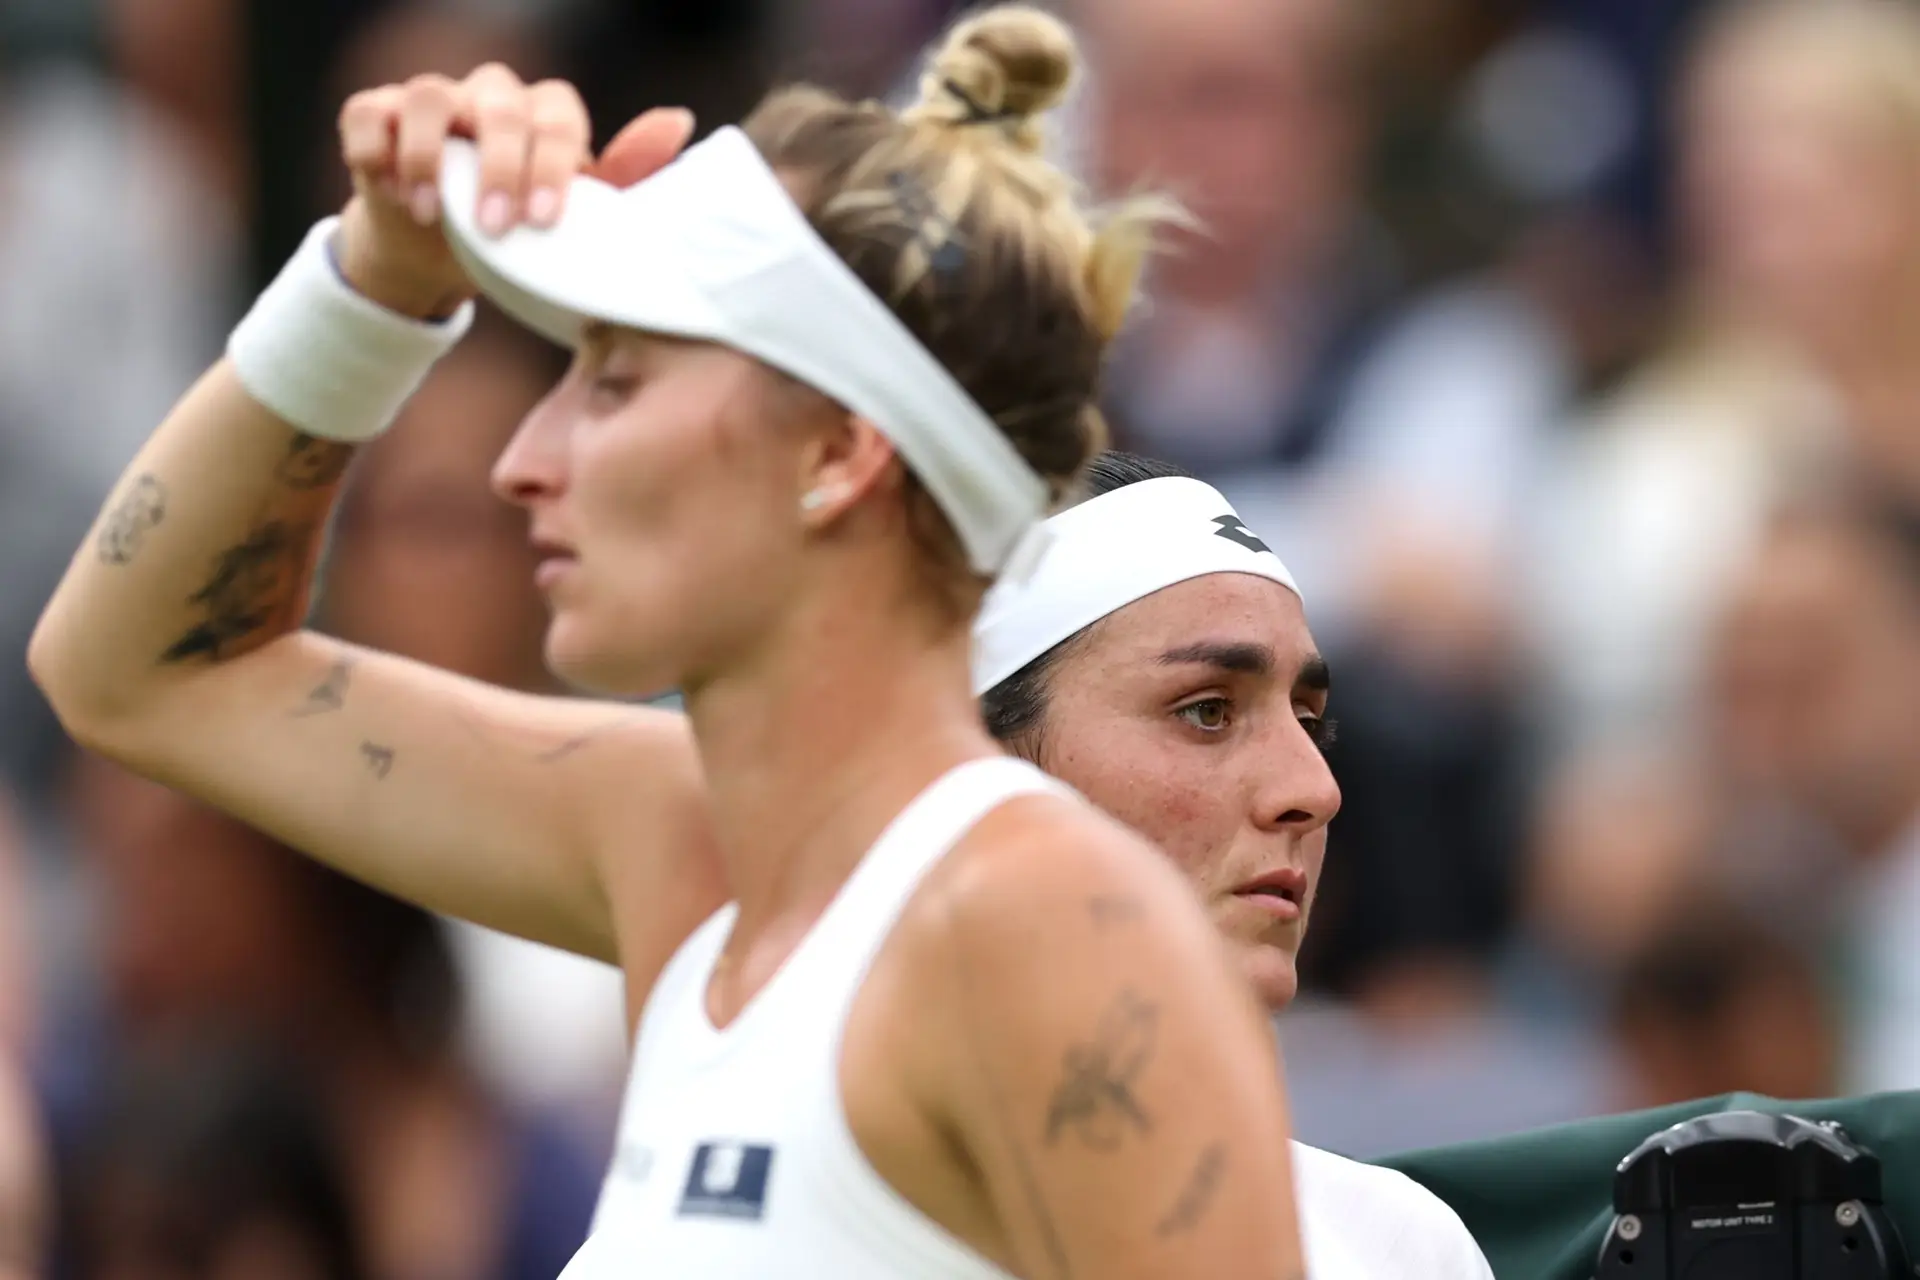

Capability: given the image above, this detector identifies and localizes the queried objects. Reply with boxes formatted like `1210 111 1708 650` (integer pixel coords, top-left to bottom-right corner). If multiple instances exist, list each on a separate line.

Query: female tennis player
30 7 1305 1279
976 451 1495 1277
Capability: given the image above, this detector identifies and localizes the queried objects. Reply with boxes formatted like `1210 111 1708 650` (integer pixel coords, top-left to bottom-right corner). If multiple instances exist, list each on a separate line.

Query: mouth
529 535 578 590
1232 868 1307 920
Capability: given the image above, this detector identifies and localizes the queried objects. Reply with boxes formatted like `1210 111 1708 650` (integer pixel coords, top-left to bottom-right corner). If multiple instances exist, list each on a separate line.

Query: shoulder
920 774 1218 961
1292 1142 1492 1278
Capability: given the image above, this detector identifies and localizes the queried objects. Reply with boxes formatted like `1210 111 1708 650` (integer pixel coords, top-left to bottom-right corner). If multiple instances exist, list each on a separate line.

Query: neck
680 584 998 945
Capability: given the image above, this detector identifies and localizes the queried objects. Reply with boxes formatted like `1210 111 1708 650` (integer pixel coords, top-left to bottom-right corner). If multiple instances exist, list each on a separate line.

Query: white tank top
561 757 1068 1280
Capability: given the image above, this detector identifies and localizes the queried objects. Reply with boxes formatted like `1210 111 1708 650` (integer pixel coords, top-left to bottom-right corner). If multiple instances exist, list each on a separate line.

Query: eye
585 373 639 410
1175 697 1233 733
1300 714 1339 755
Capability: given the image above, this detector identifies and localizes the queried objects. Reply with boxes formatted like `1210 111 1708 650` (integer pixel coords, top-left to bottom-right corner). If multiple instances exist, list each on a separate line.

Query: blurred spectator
106 0 244 204
1526 0 1920 767
783 0 954 101
1683 0 1920 499
1608 896 1840 1110
55 758 601 1280
67 1040 363 1280
1707 497 1920 1093
1072 0 1563 1008
0 792 36 1061
0 1056 47 1280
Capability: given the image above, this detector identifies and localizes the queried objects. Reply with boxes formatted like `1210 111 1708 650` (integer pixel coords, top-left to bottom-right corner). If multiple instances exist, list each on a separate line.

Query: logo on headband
1212 515 1271 555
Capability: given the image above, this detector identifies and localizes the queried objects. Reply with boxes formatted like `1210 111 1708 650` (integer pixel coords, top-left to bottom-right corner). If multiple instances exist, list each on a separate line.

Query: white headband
437 127 1048 576
970 476 1302 694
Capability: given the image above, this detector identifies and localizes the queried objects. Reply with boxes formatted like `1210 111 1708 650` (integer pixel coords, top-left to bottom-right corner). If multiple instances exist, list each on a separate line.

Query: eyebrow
1155 642 1332 694
1156 641 1276 676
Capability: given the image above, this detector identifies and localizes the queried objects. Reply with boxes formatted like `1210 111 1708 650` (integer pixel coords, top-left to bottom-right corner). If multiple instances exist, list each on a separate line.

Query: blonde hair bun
908 4 1080 150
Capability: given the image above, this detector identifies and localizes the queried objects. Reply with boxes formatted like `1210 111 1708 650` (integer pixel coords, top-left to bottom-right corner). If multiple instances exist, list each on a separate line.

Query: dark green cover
1375 1091 1920 1280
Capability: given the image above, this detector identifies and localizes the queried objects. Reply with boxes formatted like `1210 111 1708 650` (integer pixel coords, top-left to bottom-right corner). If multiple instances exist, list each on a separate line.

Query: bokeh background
4 0 1920 1276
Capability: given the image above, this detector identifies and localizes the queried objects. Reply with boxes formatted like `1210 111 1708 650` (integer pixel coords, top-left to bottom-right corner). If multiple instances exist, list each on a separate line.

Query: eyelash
1304 715 1339 753
1173 699 1339 754
1175 697 1232 732
586 373 639 407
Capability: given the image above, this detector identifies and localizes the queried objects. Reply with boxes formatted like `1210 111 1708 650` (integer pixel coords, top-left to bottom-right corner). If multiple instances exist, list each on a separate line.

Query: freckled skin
1032 573 1341 1010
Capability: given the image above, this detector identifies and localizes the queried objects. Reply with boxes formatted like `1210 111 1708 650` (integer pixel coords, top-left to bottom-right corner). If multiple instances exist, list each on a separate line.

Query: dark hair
979 451 1192 754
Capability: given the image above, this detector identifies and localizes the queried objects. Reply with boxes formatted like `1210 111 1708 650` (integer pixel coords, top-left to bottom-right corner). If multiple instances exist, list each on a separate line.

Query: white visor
437 127 1048 576
971 476 1302 694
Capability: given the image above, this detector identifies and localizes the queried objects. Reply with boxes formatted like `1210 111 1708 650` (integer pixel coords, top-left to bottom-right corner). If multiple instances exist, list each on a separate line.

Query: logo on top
1212 514 1271 554
678 1141 776 1221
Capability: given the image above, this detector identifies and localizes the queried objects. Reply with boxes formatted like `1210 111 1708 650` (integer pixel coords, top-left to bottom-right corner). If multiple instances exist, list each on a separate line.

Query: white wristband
227 216 476 443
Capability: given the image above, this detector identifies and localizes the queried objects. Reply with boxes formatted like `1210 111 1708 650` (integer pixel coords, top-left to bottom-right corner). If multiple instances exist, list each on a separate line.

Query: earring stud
801 486 845 513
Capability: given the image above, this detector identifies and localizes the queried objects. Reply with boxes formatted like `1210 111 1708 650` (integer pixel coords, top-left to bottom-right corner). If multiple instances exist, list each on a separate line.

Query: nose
1253 718 1342 836
490 383 572 509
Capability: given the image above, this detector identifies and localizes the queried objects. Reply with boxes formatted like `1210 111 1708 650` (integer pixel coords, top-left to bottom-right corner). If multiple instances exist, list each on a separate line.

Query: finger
339 86 406 190
593 107 696 189
467 66 533 237
393 74 463 225
524 80 592 227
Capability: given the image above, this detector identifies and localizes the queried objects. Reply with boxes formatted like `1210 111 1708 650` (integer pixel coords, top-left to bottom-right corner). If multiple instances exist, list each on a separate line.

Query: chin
1240 943 1300 1014
541 617 680 699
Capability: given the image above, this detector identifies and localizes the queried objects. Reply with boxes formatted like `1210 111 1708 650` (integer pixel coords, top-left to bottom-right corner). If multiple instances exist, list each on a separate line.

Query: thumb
593 107 697 188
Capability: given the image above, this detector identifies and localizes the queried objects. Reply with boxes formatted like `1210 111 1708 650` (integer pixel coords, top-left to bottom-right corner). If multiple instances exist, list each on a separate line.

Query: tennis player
30 7 1306 1279
977 451 1496 1276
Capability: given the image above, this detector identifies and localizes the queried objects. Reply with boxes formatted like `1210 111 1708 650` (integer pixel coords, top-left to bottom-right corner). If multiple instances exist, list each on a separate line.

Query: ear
796 413 899 529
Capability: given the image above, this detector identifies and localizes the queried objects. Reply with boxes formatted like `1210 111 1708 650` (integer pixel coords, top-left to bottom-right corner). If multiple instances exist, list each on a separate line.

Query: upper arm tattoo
97 475 168 565
1154 1141 1228 1237
161 520 315 663
1044 987 1159 1151
274 433 356 491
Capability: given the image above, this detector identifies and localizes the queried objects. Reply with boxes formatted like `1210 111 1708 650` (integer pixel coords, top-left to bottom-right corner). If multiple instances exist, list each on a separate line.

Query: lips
1234 867 1307 906
1231 867 1308 923
529 533 578 590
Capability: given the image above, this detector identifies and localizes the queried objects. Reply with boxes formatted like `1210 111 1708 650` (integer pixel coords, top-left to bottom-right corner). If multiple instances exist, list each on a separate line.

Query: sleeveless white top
560 757 1067 1280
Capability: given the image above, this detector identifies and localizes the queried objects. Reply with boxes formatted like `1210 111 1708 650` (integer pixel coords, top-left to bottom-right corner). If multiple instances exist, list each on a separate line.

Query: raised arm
27 66 711 964
928 804 1306 1279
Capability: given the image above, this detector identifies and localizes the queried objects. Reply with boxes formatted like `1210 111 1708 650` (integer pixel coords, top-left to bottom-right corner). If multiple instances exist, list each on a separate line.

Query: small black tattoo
1155 1142 1228 1237
275 433 355 490
536 715 633 763
1087 894 1145 928
97 474 168 565
359 741 395 779
1045 988 1159 1151
293 658 354 717
161 521 311 663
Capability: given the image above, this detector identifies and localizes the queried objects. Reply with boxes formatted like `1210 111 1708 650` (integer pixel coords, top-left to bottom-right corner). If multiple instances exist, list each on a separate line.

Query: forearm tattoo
359 741 395 779
292 657 355 717
97 475 168 565
160 520 315 662
274 433 356 490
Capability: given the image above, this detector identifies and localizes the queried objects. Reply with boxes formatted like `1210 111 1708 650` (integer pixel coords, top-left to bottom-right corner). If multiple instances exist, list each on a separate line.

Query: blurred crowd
3 0 1920 1275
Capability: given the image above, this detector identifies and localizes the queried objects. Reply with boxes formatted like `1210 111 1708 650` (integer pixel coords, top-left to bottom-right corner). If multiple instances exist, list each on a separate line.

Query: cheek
1046 729 1229 884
